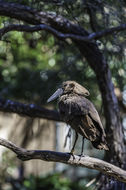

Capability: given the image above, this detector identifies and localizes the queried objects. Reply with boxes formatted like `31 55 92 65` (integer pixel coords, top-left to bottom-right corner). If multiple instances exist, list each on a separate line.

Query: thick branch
0 137 126 183
0 1 126 41
0 0 82 34
0 98 62 121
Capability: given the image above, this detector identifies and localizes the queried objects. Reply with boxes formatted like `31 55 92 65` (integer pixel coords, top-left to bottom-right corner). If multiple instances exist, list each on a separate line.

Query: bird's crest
62 81 90 96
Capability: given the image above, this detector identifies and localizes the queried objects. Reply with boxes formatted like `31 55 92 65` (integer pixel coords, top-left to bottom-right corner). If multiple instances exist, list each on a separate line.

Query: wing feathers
59 95 109 150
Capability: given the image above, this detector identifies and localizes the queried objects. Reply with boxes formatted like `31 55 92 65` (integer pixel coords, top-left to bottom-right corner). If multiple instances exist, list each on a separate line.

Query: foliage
0 152 94 190
6 173 93 190
0 1 126 108
0 151 17 185
0 28 98 105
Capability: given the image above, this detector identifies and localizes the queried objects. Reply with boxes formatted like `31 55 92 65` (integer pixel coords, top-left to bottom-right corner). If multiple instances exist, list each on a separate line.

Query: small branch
0 137 126 183
1 23 126 41
90 24 126 40
0 98 62 121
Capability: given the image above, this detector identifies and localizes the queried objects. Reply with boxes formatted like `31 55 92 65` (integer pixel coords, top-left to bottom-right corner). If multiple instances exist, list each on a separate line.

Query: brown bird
47 81 109 155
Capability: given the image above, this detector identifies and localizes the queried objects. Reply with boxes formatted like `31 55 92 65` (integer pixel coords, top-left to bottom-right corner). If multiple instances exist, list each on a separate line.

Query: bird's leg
70 132 78 155
64 127 71 148
80 136 85 157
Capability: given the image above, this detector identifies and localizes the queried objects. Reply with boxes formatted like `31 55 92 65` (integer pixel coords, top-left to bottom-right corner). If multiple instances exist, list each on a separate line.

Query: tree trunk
75 41 126 189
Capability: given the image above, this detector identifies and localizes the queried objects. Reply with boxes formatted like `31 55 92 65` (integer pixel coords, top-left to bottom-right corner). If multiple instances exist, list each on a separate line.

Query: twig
0 137 126 183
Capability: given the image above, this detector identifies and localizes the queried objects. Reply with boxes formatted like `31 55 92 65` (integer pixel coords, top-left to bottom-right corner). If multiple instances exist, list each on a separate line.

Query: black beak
47 88 63 103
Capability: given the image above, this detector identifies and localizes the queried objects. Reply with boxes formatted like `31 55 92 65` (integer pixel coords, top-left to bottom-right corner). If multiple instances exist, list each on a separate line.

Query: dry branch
0 137 126 183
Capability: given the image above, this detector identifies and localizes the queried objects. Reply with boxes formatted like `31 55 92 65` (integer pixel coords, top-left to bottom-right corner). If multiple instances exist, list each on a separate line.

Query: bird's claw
79 153 85 161
69 149 75 159
70 149 74 154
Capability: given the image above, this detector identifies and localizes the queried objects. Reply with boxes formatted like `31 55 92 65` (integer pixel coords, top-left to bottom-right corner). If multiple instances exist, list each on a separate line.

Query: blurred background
0 0 126 190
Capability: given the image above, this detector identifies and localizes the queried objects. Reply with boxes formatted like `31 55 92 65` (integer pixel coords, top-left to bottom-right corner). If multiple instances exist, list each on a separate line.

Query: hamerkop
47 81 109 155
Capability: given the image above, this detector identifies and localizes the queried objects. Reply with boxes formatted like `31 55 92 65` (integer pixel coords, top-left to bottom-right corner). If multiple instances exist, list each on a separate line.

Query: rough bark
0 137 126 184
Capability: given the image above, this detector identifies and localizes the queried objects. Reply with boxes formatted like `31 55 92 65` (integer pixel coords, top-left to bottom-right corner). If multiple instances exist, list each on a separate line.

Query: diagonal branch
0 98 62 121
0 137 126 183
0 0 83 34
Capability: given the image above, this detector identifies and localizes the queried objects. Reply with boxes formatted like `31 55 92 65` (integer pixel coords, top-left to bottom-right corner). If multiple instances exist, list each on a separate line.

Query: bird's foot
69 149 75 159
79 153 85 161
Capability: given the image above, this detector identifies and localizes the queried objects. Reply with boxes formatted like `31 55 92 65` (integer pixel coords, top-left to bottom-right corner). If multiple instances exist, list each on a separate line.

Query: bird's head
47 81 90 103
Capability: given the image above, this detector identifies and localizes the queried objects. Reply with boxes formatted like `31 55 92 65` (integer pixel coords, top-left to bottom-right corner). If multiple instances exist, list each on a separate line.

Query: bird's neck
59 93 79 101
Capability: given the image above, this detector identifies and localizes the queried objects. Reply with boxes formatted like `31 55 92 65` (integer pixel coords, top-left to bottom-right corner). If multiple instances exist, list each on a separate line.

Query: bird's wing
59 96 106 138
63 96 90 115
88 102 106 137
60 96 108 149
79 97 106 138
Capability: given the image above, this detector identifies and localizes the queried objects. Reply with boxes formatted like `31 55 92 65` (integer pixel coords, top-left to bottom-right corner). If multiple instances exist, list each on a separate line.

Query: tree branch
1 23 126 41
0 24 89 41
0 1 126 41
0 98 62 121
0 0 83 34
0 137 126 183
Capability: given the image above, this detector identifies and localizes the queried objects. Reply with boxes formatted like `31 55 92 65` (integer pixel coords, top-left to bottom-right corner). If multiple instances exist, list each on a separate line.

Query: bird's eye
63 84 67 87
69 83 75 88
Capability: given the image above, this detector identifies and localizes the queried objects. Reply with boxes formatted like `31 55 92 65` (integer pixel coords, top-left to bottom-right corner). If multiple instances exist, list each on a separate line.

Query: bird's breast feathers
58 95 105 136
58 95 89 117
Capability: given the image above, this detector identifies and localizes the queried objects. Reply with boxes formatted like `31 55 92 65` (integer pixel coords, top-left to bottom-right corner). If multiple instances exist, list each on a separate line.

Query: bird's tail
92 139 109 151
